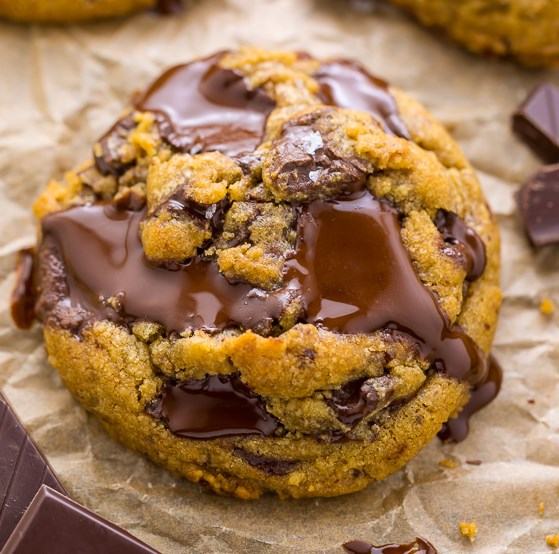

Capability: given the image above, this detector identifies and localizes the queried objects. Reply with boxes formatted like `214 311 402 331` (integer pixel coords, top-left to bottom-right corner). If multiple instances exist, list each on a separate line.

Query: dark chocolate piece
343 536 438 554
234 448 300 476
94 115 137 176
516 164 559 247
327 376 394 426
438 355 502 443
135 53 275 157
0 393 66 549
146 374 278 439
434 209 486 280
10 248 36 330
2 485 159 554
315 60 410 139
512 83 559 163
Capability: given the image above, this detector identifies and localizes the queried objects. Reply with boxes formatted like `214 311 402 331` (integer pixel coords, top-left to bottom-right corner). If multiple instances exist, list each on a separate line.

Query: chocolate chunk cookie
22 48 502 499
388 0 559 67
0 0 177 23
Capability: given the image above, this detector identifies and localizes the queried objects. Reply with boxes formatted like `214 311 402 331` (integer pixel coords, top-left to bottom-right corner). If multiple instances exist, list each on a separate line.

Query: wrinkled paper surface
1 1 558 552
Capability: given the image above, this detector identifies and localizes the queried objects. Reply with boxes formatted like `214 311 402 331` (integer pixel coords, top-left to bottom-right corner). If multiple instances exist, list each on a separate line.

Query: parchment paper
1 1 558 552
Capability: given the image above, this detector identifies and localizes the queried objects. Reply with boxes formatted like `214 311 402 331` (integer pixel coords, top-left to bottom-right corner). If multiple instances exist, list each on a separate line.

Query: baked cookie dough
0 0 172 23
387 0 559 67
25 48 502 499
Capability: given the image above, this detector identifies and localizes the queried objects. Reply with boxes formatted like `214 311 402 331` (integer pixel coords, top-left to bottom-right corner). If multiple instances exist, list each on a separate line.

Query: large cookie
0 0 171 23
388 0 559 67
24 48 502 499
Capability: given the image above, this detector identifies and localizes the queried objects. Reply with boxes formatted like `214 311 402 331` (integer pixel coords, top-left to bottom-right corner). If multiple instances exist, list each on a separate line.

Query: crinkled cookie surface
29 48 501 499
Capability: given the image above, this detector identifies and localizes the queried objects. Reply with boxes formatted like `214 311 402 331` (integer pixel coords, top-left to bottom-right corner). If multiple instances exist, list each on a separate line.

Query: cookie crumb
528 399 536 405
466 459 482 466
459 521 477 542
439 459 458 469
540 299 555 316
546 534 559 548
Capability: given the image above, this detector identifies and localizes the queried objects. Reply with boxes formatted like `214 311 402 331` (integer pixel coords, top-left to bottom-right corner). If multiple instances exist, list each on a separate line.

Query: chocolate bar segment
2 485 159 554
512 83 559 163
516 164 559 247
0 393 66 549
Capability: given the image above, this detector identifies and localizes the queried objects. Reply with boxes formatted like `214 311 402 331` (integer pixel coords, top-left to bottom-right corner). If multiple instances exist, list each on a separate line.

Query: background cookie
27 48 501 499
0 0 163 23
388 0 559 67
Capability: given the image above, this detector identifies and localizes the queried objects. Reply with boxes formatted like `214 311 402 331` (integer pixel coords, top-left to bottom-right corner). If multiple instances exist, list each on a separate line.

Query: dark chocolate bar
2 485 160 554
516 164 559 247
512 83 559 163
0 393 66 549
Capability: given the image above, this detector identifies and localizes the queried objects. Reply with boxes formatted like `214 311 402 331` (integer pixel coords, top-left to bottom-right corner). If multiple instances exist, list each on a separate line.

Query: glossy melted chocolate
146 374 278 439
315 60 410 139
439 354 502 442
41 203 288 334
285 193 487 385
343 536 438 554
435 209 486 281
10 248 36 330
135 53 275 156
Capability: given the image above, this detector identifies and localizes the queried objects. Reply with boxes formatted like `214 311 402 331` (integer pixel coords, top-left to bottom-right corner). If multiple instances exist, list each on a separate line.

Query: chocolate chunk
513 83 559 163
343 536 438 554
2 485 158 554
0 393 66 549
135 53 275 157
234 448 300 476
264 110 367 201
94 115 137 176
146 374 278 439
10 248 36 330
434 209 486 280
327 376 394 426
315 60 410 139
516 164 559 247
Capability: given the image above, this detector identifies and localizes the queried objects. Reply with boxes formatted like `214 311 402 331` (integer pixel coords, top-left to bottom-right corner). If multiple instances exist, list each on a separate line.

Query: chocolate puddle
343 536 438 554
316 60 410 139
146 374 278 439
134 53 275 156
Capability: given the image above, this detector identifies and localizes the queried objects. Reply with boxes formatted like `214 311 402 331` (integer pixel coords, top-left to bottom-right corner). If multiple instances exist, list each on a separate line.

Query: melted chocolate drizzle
315 60 410 139
435 209 486 281
11 248 36 330
439 355 502 442
343 537 438 554
284 193 487 386
134 53 275 157
146 374 278 439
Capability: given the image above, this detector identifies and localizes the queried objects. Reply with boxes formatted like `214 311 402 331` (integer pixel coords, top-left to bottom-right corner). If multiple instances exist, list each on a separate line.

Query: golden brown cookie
388 0 559 67
20 48 502 499
0 0 170 23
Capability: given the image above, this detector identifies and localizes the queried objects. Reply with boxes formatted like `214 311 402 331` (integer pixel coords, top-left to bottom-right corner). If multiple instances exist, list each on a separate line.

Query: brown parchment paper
1 1 559 552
